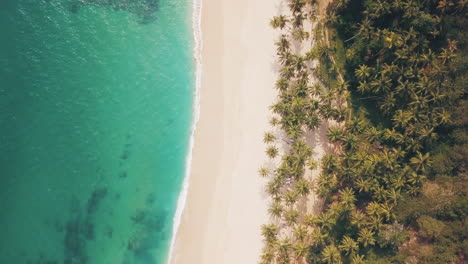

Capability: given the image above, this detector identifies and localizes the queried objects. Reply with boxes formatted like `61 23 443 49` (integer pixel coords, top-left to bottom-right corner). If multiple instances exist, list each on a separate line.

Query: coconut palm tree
268 201 284 219
338 188 356 210
292 27 310 41
276 238 291 264
261 224 279 244
275 78 289 92
295 178 311 197
294 225 309 242
318 211 336 231
343 133 358 150
264 132 276 144
288 0 306 14
357 228 376 247
385 188 401 205
308 158 318 170
258 166 270 178
270 15 289 30
392 110 413 128
260 246 275 264
409 152 431 173
368 214 383 231
321 243 342 264
365 201 382 217
351 254 366 264
266 179 281 199
284 190 299 206
292 241 309 260
339 236 359 255
351 210 366 229
327 126 345 143
270 116 280 127
266 146 279 159
310 227 328 246
355 64 372 80
306 113 321 130
276 35 290 54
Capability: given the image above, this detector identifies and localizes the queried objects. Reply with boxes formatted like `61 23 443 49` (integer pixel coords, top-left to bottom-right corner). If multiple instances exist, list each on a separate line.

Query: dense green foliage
261 0 466 263
313 0 467 263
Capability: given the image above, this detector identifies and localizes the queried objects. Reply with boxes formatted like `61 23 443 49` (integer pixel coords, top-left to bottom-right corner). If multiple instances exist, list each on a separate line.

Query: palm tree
339 188 356 210
310 227 328 245
261 224 279 244
318 211 336 231
439 48 456 64
266 179 281 199
293 225 309 242
368 214 383 231
292 241 309 260
322 154 338 174
276 35 290 54
270 116 280 127
284 208 299 226
392 110 413 128
409 152 431 173
365 201 382 217
343 133 358 150
284 190 298 206
308 158 318 170
347 117 366 134
385 188 401 205
292 27 310 41
383 129 405 144
355 64 372 80
266 146 279 159
324 12 338 26
276 239 291 264
380 94 396 114
295 178 311 197
280 65 295 79
351 254 366 264
321 243 342 264
288 0 306 14
327 126 345 143
355 178 372 193
306 113 321 130
351 210 366 229
436 108 451 124
268 201 284 219
357 80 370 93
407 172 426 185
339 236 359 255
263 132 276 144
260 246 275 264
379 202 394 221
270 15 289 29
258 166 270 178
357 228 376 247
364 127 381 143
275 78 289 91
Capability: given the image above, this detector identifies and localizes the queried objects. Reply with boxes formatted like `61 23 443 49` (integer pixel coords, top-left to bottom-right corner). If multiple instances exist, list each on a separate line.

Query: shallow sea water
0 1 193 263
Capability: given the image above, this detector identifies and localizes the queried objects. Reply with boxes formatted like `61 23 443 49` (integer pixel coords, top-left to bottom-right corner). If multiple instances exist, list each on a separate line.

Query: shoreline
168 0 279 263
167 0 203 262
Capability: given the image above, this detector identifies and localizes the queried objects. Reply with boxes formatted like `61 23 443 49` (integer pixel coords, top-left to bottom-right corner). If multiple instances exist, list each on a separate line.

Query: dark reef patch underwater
64 0 160 24
0 0 193 263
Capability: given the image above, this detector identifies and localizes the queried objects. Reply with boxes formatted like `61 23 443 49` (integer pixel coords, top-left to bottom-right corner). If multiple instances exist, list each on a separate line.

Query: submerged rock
65 0 160 24
86 187 108 215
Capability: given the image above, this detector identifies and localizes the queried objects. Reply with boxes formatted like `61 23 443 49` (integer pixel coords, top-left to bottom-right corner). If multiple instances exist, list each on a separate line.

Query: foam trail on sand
167 0 203 262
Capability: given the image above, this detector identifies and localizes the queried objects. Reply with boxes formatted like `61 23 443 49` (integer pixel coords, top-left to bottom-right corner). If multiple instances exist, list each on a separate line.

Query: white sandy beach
169 0 280 263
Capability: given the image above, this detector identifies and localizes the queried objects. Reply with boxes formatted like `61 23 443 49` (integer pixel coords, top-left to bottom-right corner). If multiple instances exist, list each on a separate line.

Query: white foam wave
167 0 203 263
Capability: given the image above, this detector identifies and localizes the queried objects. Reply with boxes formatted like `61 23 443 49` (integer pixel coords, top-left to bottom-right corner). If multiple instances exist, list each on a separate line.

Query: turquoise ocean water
0 1 194 263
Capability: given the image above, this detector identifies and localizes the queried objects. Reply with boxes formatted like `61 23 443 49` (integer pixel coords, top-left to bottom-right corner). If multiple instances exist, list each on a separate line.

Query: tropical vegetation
260 0 466 263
